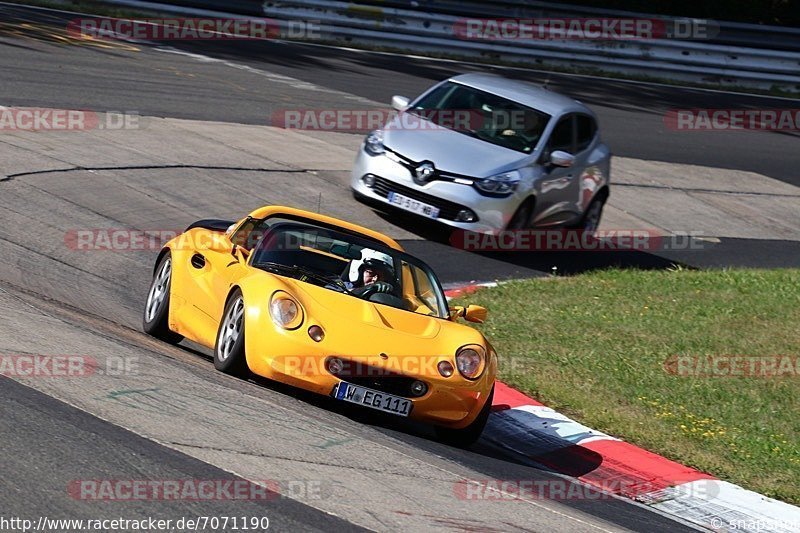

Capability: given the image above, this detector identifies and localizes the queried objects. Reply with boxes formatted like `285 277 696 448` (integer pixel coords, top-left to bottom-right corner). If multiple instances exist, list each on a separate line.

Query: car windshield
248 219 449 318
407 81 551 154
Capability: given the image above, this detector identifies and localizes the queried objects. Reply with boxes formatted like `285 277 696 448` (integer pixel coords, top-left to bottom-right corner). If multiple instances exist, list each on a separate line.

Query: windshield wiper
257 262 347 292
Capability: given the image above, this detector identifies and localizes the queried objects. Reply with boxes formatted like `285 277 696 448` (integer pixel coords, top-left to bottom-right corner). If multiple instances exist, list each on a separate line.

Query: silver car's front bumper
350 148 525 234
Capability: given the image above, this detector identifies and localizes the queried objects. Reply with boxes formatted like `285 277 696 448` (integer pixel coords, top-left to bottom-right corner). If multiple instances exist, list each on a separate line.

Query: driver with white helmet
345 249 395 296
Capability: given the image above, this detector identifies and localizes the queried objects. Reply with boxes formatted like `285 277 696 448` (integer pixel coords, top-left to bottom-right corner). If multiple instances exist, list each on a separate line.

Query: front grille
346 375 423 398
371 176 473 222
329 360 426 398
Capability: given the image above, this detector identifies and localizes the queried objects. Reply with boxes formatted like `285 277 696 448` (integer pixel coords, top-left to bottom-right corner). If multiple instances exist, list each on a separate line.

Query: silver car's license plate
335 382 412 417
387 192 440 219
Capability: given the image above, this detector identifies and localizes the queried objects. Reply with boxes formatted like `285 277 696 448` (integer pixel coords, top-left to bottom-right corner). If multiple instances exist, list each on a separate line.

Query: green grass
454 268 800 504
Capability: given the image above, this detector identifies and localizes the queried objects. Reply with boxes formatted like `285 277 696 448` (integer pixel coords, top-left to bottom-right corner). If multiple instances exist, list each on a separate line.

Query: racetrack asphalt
0 3 795 531
0 375 367 532
1 2 799 278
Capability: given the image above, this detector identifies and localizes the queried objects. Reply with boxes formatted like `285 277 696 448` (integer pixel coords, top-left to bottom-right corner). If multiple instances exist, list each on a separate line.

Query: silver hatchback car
351 73 611 234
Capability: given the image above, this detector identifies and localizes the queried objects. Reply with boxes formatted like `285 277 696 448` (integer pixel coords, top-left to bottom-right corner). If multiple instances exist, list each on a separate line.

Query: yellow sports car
143 206 496 445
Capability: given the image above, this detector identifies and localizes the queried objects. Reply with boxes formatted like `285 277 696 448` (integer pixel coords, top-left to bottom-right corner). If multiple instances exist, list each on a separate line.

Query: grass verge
453 268 799 504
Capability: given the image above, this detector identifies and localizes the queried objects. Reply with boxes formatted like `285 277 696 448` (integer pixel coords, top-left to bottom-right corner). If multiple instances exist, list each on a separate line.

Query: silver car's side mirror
391 95 410 111
550 150 575 168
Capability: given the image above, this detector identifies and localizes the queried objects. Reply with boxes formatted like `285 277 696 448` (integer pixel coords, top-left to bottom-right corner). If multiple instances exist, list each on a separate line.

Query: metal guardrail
342 0 800 52
261 0 800 91
93 0 800 92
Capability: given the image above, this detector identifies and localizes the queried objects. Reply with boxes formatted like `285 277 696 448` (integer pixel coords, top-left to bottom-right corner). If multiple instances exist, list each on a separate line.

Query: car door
184 219 258 346
574 113 603 213
535 114 581 226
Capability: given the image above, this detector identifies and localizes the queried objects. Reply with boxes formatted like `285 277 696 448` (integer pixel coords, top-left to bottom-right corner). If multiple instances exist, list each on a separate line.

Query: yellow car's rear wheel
214 289 249 376
143 252 183 344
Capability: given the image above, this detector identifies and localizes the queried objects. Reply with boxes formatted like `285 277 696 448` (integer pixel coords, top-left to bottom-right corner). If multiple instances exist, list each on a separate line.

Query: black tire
435 385 494 448
143 252 183 344
506 198 535 230
573 194 606 238
213 289 249 376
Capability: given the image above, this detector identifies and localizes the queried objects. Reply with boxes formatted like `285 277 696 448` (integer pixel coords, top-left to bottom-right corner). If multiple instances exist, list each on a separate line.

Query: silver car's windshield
408 81 551 154
249 220 450 319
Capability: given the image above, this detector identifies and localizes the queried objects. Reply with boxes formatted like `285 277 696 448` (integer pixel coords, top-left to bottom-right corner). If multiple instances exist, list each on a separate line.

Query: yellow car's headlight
455 344 486 380
269 291 303 329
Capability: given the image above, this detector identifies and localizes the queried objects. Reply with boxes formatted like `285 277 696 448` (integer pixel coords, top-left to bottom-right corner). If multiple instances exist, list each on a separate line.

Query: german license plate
387 192 440 219
335 382 412 417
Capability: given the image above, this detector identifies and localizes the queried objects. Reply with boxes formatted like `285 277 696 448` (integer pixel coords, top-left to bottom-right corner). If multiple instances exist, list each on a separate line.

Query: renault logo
413 161 436 185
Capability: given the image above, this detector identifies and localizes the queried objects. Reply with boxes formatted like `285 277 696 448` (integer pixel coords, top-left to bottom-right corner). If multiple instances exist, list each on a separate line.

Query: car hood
295 279 443 339
383 113 528 177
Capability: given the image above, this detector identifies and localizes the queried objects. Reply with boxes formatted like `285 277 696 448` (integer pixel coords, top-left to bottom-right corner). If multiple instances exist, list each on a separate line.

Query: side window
231 218 263 251
576 114 597 153
401 261 436 315
548 115 575 155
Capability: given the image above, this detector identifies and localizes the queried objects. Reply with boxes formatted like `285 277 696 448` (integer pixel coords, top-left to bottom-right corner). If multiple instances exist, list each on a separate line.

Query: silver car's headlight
364 130 385 156
474 170 520 195
455 344 486 380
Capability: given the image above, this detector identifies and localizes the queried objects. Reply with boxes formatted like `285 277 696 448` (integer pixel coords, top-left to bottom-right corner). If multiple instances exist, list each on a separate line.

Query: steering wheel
354 282 394 300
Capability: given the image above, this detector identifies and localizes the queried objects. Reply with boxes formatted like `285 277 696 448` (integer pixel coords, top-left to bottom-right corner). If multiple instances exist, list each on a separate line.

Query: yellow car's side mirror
464 304 488 323
450 304 488 323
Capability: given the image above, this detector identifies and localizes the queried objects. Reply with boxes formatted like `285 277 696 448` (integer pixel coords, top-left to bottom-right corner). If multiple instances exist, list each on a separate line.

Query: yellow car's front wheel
214 289 249 377
434 385 494 448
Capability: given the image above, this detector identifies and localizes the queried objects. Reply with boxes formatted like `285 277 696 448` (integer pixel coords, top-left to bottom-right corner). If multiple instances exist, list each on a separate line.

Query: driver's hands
371 282 393 293
351 282 393 296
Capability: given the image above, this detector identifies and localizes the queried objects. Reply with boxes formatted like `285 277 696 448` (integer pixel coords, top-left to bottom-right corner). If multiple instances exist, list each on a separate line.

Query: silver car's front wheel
214 289 249 376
